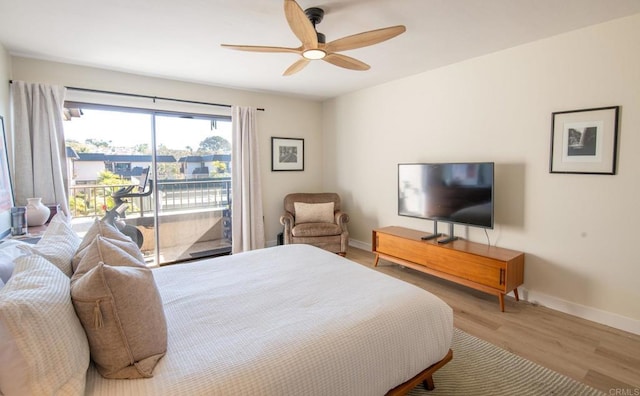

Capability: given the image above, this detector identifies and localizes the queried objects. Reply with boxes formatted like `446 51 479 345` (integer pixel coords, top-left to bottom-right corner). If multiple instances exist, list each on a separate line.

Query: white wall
0 44 12 236
10 57 324 244
0 44 9 122
323 14 640 334
74 162 105 183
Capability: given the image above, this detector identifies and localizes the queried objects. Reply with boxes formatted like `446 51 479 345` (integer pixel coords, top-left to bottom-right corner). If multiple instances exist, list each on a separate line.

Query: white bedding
85 244 453 396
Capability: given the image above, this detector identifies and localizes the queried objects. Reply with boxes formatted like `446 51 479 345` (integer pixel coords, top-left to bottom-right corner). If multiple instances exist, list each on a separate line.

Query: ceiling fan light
302 49 326 60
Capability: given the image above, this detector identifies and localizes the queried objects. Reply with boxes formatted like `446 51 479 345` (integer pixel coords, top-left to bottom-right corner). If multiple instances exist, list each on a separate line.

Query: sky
63 109 232 151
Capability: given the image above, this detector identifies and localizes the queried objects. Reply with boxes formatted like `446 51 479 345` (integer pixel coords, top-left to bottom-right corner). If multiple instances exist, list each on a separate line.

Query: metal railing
157 178 231 211
68 178 231 218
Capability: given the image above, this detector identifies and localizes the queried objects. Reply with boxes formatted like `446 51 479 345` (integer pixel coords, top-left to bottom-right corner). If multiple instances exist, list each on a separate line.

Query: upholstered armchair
280 193 349 256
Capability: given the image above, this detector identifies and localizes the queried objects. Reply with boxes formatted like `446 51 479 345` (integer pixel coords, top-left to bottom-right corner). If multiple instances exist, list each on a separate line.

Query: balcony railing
69 177 231 218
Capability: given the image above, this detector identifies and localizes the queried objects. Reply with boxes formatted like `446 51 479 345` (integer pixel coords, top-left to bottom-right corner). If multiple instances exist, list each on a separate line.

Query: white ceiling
1 1 639 101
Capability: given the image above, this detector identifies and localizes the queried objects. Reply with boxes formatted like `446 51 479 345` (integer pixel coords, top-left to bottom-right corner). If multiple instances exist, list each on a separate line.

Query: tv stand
436 223 458 244
437 235 458 244
421 221 442 240
421 234 442 241
372 226 525 311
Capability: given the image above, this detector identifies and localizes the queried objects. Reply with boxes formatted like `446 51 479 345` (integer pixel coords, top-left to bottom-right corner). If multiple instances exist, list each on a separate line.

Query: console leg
513 288 520 302
499 294 505 312
373 254 380 267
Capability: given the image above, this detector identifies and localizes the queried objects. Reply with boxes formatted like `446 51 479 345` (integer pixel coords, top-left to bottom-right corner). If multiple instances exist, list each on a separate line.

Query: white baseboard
520 288 640 336
266 239 277 248
349 238 370 251
350 238 640 336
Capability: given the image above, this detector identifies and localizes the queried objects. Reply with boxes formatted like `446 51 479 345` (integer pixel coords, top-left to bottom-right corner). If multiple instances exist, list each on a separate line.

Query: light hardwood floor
345 246 640 394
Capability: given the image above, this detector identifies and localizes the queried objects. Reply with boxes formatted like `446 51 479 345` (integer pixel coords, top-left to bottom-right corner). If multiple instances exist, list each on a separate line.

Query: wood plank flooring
344 247 640 393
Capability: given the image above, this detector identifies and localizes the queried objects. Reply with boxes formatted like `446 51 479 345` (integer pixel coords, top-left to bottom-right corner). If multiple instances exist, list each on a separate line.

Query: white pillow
18 214 81 277
294 201 335 224
0 240 30 284
0 255 90 396
0 278 4 289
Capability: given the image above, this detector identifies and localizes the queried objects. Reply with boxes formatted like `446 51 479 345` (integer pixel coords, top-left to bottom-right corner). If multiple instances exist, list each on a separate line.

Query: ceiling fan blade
325 25 406 53
323 53 370 71
220 44 300 54
283 58 311 76
284 0 318 48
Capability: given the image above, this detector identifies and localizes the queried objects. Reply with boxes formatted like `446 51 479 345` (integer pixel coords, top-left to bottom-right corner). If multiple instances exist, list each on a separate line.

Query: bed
0 216 453 396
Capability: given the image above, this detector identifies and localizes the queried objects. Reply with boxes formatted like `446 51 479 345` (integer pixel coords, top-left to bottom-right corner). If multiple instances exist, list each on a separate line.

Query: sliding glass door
153 114 232 263
63 104 231 266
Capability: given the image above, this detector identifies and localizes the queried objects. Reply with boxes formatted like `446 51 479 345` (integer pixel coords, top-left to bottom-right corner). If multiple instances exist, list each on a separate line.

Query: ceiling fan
221 0 406 76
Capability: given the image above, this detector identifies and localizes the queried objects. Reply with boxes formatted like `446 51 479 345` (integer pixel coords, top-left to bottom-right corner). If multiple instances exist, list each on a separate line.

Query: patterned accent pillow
71 236 145 281
0 255 90 395
294 202 335 224
71 263 167 379
18 214 80 277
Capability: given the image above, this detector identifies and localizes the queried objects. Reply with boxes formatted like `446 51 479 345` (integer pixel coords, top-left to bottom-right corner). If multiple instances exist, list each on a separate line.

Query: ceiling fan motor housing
305 7 326 43
304 7 324 25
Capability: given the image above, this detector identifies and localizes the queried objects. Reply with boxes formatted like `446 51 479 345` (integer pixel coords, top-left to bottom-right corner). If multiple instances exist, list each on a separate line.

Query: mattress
85 244 453 396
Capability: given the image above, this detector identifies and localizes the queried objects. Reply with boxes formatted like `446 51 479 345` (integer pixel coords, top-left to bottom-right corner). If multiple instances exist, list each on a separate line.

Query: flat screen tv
398 162 494 229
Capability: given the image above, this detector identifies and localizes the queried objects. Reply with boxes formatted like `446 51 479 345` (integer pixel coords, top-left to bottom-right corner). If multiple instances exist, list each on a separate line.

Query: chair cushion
294 202 334 224
292 222 342 237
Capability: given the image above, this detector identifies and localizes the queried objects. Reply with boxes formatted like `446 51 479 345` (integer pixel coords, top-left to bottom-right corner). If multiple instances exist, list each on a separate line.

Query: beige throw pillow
0 255 90 396
18 213 81 277
72 219 140 272
71 263 167 379
77 218 132 252
72 236 145 280
294 201 335 224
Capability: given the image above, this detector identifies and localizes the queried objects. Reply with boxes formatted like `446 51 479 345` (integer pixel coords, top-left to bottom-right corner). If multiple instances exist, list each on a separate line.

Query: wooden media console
372 226 525 312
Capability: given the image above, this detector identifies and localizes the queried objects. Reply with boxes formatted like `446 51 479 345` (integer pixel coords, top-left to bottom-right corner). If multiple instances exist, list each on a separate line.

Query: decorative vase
26 197 51 227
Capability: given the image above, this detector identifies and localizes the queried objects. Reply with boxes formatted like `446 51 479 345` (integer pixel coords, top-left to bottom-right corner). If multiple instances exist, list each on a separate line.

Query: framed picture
0 116 14 238
550 106 619 175
271 137 304 171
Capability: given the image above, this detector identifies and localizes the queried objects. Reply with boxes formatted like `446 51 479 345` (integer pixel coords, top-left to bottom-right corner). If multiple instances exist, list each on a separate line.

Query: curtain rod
8 80 265 111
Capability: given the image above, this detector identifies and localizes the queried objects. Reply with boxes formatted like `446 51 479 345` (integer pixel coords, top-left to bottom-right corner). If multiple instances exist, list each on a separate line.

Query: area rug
408 328 605 396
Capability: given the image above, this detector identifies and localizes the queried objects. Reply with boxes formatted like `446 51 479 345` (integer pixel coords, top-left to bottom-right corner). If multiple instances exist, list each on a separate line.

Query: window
63 103 232 266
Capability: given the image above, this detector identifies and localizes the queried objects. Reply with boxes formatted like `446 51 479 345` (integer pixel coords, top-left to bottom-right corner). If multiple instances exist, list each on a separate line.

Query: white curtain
11 81 70 216
231 106 265 253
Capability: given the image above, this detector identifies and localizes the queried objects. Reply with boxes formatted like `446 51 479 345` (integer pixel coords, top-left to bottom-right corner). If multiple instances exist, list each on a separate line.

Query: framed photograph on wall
550 106 619 175
0 116 14 238
271 137 304 171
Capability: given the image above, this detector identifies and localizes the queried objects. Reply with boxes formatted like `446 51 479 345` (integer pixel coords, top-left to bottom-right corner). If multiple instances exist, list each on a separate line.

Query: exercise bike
102 167 153 248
